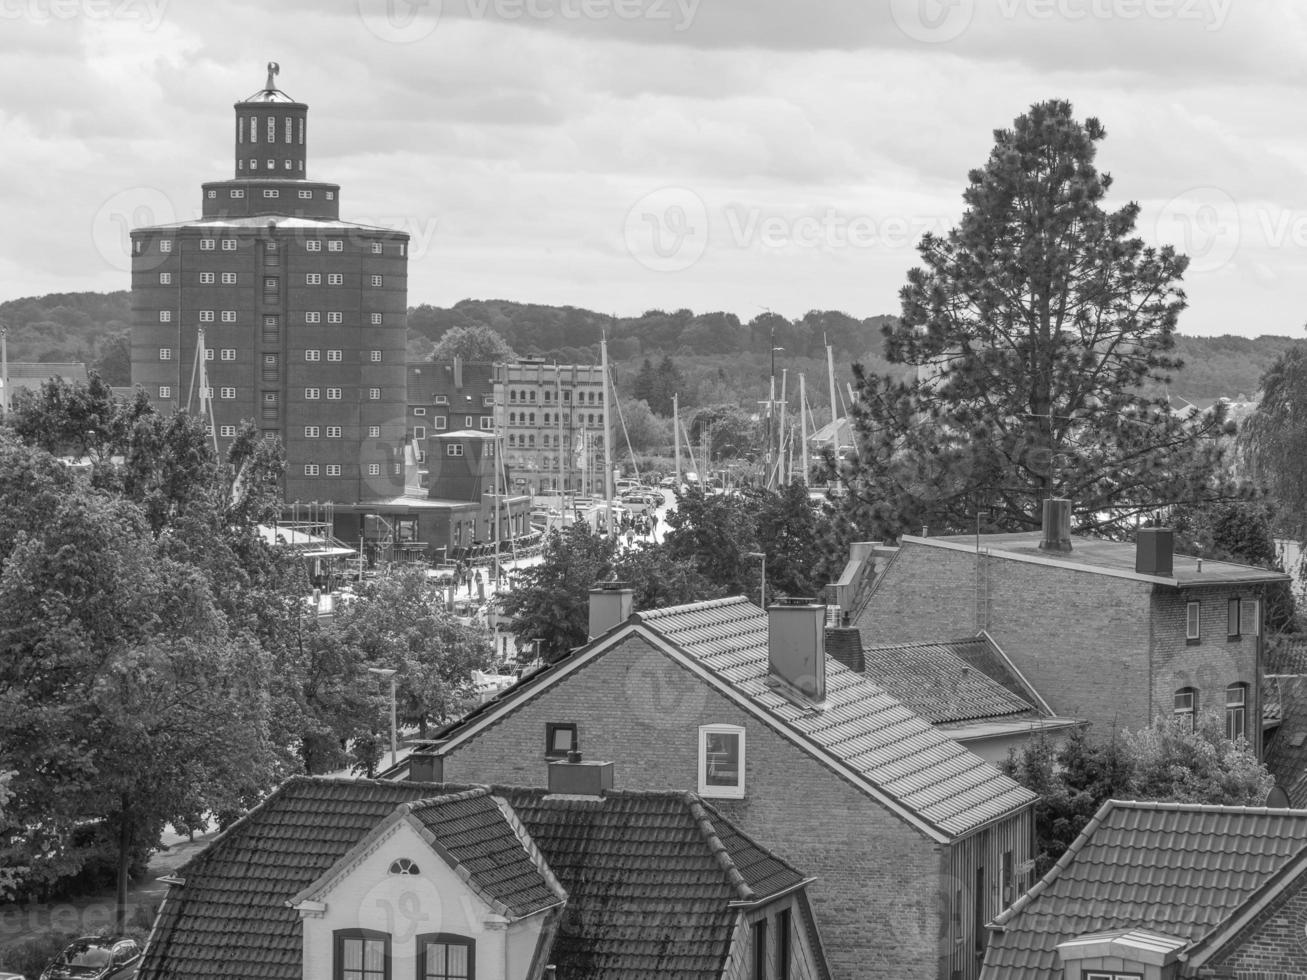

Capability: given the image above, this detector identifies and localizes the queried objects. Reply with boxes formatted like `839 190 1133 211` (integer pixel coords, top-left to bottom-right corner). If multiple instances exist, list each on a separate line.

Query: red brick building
856 515 1287 756
130 66 409 505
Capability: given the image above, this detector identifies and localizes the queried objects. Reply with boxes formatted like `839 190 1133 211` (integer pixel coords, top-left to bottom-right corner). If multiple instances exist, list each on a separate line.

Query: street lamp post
366 667 398 770
746 551 766 610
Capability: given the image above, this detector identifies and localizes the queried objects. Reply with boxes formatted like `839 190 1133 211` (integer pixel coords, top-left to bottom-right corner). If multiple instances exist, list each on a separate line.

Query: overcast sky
2 0 1306 337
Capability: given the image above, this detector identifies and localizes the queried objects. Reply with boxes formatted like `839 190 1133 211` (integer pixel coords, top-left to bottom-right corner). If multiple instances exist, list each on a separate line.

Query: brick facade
439 635 1022 980
1202 870 1307 978
862 541 1264 752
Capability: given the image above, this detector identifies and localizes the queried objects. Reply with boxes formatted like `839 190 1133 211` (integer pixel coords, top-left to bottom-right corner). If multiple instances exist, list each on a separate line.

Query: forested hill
0 291 1299 401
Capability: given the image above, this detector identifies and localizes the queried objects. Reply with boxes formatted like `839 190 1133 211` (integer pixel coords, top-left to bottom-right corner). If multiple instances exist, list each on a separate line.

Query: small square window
221 311 236 323
414 426 426 440
221 272 236 284
221 239 237 251
199 272 215 284
264 189 279 199
368 426 381 438
327 426 342 438
370 387 381 400
219 425 236 437
305 388 320 400
370 349 382 362
328 240 343 252
220 387 236 399
158 348 172 360
434 417 447 431
327 273 343 285
221 349 236 361
413 407 427 416
306 349 320 361
200 311 215 322
327 312 343 324
158 385 172 398
447 444 464 457
327 388 342 400
298 190 312 200
699 725 745 798
370 313 383 325
264 278 279 291
159 239 173 253
305 426 320 438
304 464 319 476
204 349 215 361
326 464 341 476
207 189 217 199
480 417 493 431
306 274 321 285
158 272 171 284
159 310 172 322
327 350 342 362
368 463 380 475
200 239 215 251
371 242 383 254
371 275 383 287
545 723 577 759
305 312 321 324
230 189 245 199
306 241 321 252
326 191 335 200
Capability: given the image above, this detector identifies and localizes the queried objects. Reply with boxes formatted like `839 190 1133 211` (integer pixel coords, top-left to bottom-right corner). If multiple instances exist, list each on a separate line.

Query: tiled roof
637 597 1036 838
981 800 1307 980
914 533 1290 587
1266 676 1307 807
401 789 561 918
139 778 809 980
502 788 809 980
1266 635 1307 676
2 362 88 379
859 638 1040 724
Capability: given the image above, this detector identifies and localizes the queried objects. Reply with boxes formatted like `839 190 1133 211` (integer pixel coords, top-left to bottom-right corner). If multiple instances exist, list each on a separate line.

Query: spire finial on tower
265 61 280 92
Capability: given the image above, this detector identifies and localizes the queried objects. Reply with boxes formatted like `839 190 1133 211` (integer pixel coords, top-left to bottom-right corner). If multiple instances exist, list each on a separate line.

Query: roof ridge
862 637 985 652
1102 798 1307 816
685 794 755 901
402 786 491 811
636 594 754 621
695 796 809 886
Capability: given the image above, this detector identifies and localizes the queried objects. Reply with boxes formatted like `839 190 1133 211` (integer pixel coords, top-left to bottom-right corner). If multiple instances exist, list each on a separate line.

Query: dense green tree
840 101 1234 541
615 397 671 456
1003 717 1271 874
430 325 516 363
1240 343 1307 540
90 331 132 386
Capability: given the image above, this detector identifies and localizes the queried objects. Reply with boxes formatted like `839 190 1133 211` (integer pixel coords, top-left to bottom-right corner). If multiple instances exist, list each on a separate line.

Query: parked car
40 937 141 980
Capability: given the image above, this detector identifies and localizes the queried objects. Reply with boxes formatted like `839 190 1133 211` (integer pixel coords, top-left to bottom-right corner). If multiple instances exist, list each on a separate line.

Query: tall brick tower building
130 64 409 504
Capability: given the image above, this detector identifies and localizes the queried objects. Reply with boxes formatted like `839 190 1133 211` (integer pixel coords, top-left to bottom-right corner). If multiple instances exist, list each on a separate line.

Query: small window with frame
698 724 745 798
1186 601 1201 643
545 723 577 759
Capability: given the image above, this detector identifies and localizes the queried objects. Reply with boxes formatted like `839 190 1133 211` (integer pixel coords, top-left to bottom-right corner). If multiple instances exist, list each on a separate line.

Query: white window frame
221 272 237 284
298 190 313 200
304 464 319 476
413 407 427 416
305 426 320 438
327 426 342 438
158 348 172 360
327 350 342 362
221 310 236 323
371 242 383 254
159 310 172 322
414 426 426 440
698 725 745 799
1240 598 1260 638
434 417 447 431
368 426 381 438
158 385 172 398
327 312 343 324
305 349 320 362
1186 601 1201 642
219 387 236 400
326 387 342 400
158 272 171 284
368 463 381 475
1226 683 1247 741
306 240 321 252
446 444 464 457
199 272 215 284
264 189 279 199
221 239 237 251
480 417 493 431
230 189 245 199
369 387 381 400
328 273 343 285
326 464 341 476
370 313 383 325
200 239 215 251
305 388 320 400
371 275 383 286
204 349 215 361
370 349 382 362
219 425 236 437
221 349 236 361
306 273 321 285
305 312 321 324
328 240 343 252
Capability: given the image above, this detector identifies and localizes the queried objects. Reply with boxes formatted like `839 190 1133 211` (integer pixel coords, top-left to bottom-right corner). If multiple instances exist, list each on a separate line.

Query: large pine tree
841 100 1233 538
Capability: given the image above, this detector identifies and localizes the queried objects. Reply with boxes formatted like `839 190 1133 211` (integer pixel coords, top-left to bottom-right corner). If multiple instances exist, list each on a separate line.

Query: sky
2 0 1307 338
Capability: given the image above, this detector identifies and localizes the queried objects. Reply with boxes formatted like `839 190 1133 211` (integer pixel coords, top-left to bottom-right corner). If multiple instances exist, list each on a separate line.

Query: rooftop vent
1038 498 1072 552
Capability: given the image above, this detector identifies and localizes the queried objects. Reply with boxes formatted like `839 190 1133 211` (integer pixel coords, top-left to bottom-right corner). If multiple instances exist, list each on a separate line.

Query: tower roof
239 61 301 105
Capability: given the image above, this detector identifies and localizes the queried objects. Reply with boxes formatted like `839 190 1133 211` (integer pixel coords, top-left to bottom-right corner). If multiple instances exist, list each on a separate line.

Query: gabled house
137 773 829 980
399 590 1038 980
981 799 1307 979
855 501 1288 755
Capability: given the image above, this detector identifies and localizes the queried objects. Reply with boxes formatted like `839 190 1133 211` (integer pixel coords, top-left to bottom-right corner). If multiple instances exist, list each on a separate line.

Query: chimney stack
453 356 463 390
588 581 634 640
825 626 864 674
767 598 827 701
1038 498 1073 552
547 756 614 797
1135 527 1174 576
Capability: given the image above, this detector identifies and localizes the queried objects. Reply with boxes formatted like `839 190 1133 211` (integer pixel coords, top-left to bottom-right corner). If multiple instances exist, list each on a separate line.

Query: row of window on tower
303 463 401 477
139 229 414 256
506 411 604 427
204 188 333 201
237 115 305 145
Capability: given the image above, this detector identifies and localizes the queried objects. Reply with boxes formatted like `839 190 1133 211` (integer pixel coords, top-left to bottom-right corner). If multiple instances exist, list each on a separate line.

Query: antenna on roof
265 61 280 92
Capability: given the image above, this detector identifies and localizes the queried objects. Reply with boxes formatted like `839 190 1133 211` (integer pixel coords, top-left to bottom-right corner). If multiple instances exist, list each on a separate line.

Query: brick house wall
440 636 955 980
1201 870 1307 977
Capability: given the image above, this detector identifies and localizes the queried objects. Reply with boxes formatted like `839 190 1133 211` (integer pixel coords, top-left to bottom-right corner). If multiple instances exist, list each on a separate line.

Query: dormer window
387 858 420 876
698 724 745 799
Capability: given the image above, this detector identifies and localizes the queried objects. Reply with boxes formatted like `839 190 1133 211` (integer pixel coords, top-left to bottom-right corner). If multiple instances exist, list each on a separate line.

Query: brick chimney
547 752 614 797
1136 527 1174 576
453 355 463 390
1038 498 1072 552
588 582 634 640
767 598 827 701
825 627 864 674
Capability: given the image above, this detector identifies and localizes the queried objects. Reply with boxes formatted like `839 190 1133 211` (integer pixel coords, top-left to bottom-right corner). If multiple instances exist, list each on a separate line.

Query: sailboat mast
800 372 809 487
827 343 838 456
778 369 788 487
673 392 681 489
601 332 613 520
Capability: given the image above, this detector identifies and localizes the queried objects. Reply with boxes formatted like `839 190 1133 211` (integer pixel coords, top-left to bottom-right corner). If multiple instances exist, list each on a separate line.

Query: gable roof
910 533 1290 588
139 777 813 980
635 597 1036 839
1265 675 1307 807
858 638 1041 724
981 800 1307 980
500 788 812 980
288 787 563 919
